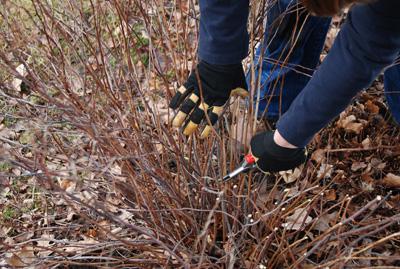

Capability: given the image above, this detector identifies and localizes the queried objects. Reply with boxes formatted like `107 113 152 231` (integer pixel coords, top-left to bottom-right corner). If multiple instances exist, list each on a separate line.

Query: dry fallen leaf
365 100 380 114
360 173 375 192
67 211 78 221
361 137 372 149
86 228 98 238
279 167 302 183
325 24 339 51
282 207 312 231
317 164 333 179
283 186 299 198
58 178 76 193
382 173 400 188
12 64 27 92
336 114 364 134
36 234 55 257
325 189 337 201
311 149 325 163
388 194 400 208
256 191 269 207
62 237 98 254
361 173 375 185
6 246 35 267
68 72 86 96
14 231 34 243
118 209 134 221
351 162 367 172
313 212 337 232
370 158 386 170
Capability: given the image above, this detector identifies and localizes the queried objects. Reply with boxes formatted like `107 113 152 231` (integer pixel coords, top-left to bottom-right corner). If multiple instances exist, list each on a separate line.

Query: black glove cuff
200 60 244 74
184 61 248 99
250 131 307 173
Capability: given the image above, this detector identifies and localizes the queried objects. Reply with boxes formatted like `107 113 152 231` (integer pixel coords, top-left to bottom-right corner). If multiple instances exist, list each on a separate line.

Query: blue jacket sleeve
199 0 249 65
277 0 400 147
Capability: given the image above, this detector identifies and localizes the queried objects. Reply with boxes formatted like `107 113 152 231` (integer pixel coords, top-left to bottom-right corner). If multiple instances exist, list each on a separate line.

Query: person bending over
169 0 400 173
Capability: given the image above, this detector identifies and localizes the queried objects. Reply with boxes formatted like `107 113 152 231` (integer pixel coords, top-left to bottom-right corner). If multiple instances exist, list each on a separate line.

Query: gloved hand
250 131 307 173
169 60 248 138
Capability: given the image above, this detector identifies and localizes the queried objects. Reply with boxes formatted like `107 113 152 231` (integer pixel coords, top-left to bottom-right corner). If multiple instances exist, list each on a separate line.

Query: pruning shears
222 153 257 182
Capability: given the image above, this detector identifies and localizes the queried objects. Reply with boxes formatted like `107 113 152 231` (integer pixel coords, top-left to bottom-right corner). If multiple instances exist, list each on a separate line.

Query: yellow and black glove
169 60 248 138
250 131 307 173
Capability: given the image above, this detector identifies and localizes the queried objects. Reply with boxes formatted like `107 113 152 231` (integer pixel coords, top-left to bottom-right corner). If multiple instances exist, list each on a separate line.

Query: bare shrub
1 1 399 268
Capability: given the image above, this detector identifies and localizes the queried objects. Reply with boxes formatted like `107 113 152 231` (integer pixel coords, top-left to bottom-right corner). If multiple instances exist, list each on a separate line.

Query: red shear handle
244 153 256 165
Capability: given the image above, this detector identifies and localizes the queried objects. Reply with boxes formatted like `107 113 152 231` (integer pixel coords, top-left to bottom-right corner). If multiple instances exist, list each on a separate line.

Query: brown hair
302 0 373 16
